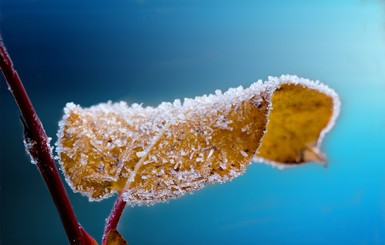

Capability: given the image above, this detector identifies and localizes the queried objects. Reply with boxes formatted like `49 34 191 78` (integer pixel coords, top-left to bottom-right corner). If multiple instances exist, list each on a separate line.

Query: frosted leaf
56 75 340 204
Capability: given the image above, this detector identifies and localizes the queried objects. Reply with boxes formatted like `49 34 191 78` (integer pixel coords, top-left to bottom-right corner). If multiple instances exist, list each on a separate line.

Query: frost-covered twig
102 194 127 245
0 36 95 245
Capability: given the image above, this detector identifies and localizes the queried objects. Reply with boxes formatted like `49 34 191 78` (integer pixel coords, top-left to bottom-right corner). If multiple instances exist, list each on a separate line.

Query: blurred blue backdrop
1 0 385 244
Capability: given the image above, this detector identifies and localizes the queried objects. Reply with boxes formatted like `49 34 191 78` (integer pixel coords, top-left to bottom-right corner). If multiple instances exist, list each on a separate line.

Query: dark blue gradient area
1 0 385 244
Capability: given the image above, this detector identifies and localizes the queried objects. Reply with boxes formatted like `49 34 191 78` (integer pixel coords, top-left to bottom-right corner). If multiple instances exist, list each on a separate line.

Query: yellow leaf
56 75 340 205
255 82 335 167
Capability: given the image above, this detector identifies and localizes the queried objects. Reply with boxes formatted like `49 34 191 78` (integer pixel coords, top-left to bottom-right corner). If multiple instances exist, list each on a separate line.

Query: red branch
102 194 127 245
0 36 96 244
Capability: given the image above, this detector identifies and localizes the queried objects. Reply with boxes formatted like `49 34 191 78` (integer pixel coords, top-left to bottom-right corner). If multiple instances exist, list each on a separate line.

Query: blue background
1 0 385 244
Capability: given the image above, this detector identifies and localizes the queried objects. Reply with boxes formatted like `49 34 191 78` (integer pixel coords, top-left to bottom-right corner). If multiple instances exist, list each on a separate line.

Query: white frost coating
56 74 340 204
80 153 88 166
23 138 37 165
136 151 146 158
214 115 233 131
240 150 248 157
253 74 341 170
207 148 215 159
24 136 54 166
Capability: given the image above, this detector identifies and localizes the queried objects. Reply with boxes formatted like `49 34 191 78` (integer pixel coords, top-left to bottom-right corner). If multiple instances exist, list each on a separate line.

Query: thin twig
102 194 127 245
0 36 95 245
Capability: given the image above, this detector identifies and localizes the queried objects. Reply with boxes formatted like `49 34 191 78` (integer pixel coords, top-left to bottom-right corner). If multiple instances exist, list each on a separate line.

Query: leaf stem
102 194 127 245
0 36 95 245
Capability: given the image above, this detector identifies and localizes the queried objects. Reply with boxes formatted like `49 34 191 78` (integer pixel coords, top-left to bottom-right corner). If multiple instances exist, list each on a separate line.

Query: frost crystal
136 151 146 158
23 138 37 165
